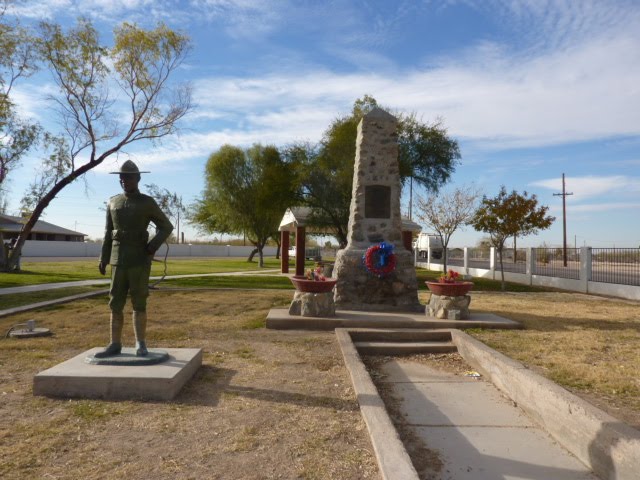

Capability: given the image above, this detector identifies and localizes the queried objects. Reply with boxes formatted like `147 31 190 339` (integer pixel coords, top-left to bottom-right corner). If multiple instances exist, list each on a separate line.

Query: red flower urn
426 281 474 296
290 276 337 293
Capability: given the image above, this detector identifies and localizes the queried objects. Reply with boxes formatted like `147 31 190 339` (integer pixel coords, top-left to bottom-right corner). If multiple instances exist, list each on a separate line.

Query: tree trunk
275 238 281 259
247 248 259 262
442 248 448 275
498 247 506 291
3 154 104 272
441 234 448 274
258 247 264 268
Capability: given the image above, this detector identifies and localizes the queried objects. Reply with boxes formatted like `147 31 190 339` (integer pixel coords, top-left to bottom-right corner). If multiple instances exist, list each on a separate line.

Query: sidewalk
0 269 283 296
379 358 597 479
0 270 284 318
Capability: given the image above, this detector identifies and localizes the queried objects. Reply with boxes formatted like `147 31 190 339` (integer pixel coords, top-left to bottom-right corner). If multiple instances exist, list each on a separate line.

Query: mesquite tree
0 2 40 267
6 20 191 271
471 186 554 290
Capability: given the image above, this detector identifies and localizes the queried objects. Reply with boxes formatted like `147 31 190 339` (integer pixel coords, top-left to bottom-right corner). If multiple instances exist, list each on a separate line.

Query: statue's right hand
98 262 106 275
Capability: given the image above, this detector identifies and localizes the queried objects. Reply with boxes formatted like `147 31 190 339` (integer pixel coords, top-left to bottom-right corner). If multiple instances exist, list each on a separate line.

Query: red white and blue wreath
363 242 397 277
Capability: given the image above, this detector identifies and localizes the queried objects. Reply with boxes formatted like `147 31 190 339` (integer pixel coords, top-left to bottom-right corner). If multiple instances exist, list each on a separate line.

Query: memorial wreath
363 242 397 277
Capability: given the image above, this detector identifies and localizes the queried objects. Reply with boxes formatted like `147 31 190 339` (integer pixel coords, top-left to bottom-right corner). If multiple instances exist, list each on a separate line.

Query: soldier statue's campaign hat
109 160 150 175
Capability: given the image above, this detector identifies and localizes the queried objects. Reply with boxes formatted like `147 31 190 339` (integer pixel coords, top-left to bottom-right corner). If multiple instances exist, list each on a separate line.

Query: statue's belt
111 229 149 244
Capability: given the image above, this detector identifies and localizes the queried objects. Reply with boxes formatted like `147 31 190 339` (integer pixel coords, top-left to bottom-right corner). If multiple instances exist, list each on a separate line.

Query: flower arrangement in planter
290 263 337 293
439 269 462 283
426 269 473 296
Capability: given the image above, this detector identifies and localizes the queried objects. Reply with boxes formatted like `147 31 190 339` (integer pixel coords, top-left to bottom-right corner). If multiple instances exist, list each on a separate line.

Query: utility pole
553 173 573 267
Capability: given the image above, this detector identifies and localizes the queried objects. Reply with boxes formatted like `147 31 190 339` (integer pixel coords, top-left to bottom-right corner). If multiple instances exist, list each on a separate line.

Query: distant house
0 214 86 242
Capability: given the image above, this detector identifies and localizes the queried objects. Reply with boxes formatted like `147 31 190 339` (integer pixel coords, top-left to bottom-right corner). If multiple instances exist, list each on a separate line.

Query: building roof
278 207 422 233
0 214 86 237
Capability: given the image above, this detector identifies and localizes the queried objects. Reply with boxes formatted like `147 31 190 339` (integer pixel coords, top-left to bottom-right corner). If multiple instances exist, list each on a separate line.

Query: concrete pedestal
33 347 202 401
289 291 336 317
427 294 471 320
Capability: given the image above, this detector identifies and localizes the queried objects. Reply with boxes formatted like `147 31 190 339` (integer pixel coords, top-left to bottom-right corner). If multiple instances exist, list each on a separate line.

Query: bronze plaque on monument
365 185 391 218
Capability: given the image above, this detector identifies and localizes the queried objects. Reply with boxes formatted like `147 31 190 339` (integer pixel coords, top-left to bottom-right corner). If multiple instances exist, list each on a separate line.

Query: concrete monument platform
34 347 202 401
266 307 521 330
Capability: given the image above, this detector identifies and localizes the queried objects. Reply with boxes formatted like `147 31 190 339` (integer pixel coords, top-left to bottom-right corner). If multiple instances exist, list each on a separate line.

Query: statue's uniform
100 191 173 313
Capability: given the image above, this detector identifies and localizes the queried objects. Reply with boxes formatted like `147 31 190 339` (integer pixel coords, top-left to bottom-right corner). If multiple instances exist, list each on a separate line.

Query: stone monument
333 108 422 312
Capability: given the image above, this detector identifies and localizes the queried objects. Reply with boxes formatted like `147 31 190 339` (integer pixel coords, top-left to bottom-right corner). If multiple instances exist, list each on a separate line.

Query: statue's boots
94 312 124 358
133 311 148 357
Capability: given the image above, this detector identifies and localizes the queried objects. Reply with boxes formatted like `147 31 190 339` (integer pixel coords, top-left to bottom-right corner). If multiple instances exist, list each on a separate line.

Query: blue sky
4 0 640 247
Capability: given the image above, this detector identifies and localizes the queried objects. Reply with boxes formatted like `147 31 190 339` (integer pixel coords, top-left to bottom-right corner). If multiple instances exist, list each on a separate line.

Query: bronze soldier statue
96 160 173 358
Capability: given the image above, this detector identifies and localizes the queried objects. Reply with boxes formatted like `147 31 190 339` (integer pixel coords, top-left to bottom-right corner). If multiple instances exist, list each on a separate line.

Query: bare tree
5 20 191 271
415 185 482 273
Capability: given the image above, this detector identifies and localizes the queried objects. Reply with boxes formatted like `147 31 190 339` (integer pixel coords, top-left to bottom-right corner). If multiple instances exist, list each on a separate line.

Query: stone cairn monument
333 108 422 312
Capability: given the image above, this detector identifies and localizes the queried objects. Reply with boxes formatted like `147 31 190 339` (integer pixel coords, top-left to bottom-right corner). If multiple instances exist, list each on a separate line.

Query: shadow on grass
177 365 358 411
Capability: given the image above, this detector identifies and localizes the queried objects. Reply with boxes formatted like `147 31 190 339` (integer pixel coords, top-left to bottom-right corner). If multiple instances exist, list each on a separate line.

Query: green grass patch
159 275 294 290
0 257 290 288
69 400 126 421
241 315 267 330
0 285 107 310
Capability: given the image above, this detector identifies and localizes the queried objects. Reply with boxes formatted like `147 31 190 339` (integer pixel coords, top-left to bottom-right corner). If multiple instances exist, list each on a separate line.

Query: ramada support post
295 226 306 277
402 231 413 251
281 230 289 274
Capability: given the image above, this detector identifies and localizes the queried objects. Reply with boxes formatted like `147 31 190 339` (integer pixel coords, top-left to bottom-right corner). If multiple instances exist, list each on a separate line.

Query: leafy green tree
471 186 555 290
191 144 297 267
398 114 461 217
290 95 460 247
5 19 191 271
415 184 482 273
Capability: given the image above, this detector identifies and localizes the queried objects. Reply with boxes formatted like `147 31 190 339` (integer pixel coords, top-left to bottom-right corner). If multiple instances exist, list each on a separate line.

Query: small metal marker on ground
5 319 52 339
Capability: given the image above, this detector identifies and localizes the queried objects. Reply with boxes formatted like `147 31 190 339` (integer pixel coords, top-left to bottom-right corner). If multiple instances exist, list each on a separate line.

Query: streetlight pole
553 173 573 267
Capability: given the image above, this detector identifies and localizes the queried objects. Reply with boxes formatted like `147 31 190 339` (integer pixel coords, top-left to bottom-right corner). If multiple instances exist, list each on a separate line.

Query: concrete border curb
335 329 419 480
451 330 640 480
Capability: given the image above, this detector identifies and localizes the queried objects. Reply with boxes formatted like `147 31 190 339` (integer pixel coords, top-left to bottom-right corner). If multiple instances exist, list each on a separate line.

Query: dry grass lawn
461 290 640 428
3 286 640 479
0 290 378 480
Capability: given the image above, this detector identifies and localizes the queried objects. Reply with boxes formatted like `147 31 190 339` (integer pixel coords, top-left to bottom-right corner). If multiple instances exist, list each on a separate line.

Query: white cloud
568 202 640 213
531 175 640 200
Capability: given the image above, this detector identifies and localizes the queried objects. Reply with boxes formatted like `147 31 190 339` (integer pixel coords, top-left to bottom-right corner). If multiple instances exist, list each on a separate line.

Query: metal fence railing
496 248 527 274
446 249 464 267
467 248 491 270
591 248 640 286
532 248 580 279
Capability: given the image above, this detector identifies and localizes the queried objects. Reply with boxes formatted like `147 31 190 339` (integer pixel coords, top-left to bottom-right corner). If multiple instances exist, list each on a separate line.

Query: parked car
288 246 321 260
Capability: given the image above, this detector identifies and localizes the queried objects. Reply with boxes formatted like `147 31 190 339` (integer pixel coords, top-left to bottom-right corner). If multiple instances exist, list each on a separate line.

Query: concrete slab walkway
379 359 597 479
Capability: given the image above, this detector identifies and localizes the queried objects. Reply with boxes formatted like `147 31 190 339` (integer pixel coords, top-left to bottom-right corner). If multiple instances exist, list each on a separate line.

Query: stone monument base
334 248 422 312
34 347 202 401
427 294 471 320
289 291 336 317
